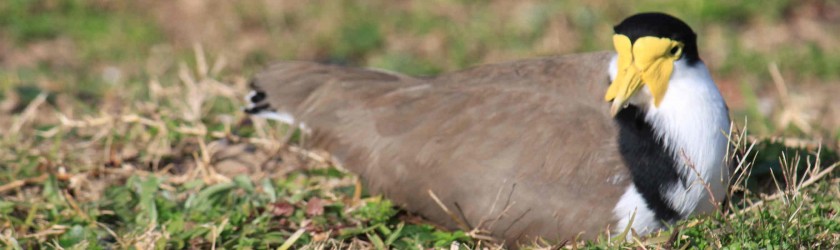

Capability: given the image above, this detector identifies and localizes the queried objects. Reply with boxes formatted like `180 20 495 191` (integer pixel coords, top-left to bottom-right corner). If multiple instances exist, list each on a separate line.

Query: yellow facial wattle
605 34 684 116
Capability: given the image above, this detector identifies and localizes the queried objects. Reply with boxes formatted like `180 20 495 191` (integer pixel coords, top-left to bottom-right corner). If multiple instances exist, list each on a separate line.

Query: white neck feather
645 59 730 216
609 55 731 233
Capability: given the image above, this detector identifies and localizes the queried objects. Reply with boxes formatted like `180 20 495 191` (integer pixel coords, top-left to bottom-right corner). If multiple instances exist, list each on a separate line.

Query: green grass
1 1 839 249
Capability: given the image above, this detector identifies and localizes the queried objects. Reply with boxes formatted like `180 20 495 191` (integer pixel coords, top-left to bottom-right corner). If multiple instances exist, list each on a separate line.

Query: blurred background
1 0 839 142
1 1 839 248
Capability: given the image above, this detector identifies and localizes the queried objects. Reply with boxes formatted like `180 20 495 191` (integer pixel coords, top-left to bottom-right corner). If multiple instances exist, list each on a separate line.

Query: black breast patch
614 105 681 223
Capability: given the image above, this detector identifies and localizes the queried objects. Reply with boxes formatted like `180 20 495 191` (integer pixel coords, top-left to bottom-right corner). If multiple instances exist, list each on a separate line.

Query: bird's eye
669 46 681 56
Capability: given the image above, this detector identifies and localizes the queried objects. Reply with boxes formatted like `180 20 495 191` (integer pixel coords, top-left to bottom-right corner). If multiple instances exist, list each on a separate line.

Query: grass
1 0 839 249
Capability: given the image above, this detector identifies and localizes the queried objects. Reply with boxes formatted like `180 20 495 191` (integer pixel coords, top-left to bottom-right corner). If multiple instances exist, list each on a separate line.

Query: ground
1 1 839 249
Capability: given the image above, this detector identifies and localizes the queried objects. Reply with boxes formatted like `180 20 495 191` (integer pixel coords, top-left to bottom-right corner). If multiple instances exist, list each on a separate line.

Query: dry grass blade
0 229 22 250
9 92 47 134
62 190 93 224
732 161 838 218
769 62 813 134
611 208 637 244
0 174 48 194
428 189 471 232
679 149 720 211
279 228 307 250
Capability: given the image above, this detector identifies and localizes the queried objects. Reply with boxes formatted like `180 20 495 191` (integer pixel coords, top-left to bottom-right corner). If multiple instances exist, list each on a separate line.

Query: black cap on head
614 12 699 64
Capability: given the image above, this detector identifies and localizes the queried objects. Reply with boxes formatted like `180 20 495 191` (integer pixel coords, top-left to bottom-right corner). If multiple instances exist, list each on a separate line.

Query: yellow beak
604 35 683 116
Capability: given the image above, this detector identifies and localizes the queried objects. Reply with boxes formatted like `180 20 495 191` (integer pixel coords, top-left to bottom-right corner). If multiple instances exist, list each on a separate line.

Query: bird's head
605 12 700 116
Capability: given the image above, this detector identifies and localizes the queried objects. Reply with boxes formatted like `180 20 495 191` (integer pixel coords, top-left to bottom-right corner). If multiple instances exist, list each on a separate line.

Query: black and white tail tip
244 90 308 131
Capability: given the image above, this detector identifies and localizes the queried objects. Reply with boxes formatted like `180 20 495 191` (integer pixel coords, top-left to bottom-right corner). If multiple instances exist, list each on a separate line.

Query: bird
244 12 732 246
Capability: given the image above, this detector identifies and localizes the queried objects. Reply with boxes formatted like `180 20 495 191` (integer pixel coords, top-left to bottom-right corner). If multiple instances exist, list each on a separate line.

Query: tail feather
244 61 407 127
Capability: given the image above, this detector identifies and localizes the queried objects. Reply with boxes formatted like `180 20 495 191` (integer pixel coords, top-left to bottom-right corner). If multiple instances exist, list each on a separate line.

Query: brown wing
249 51 630 244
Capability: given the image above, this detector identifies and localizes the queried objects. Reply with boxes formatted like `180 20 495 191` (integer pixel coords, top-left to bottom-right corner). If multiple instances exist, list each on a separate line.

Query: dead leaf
271 201 295 217
306 197 325 216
